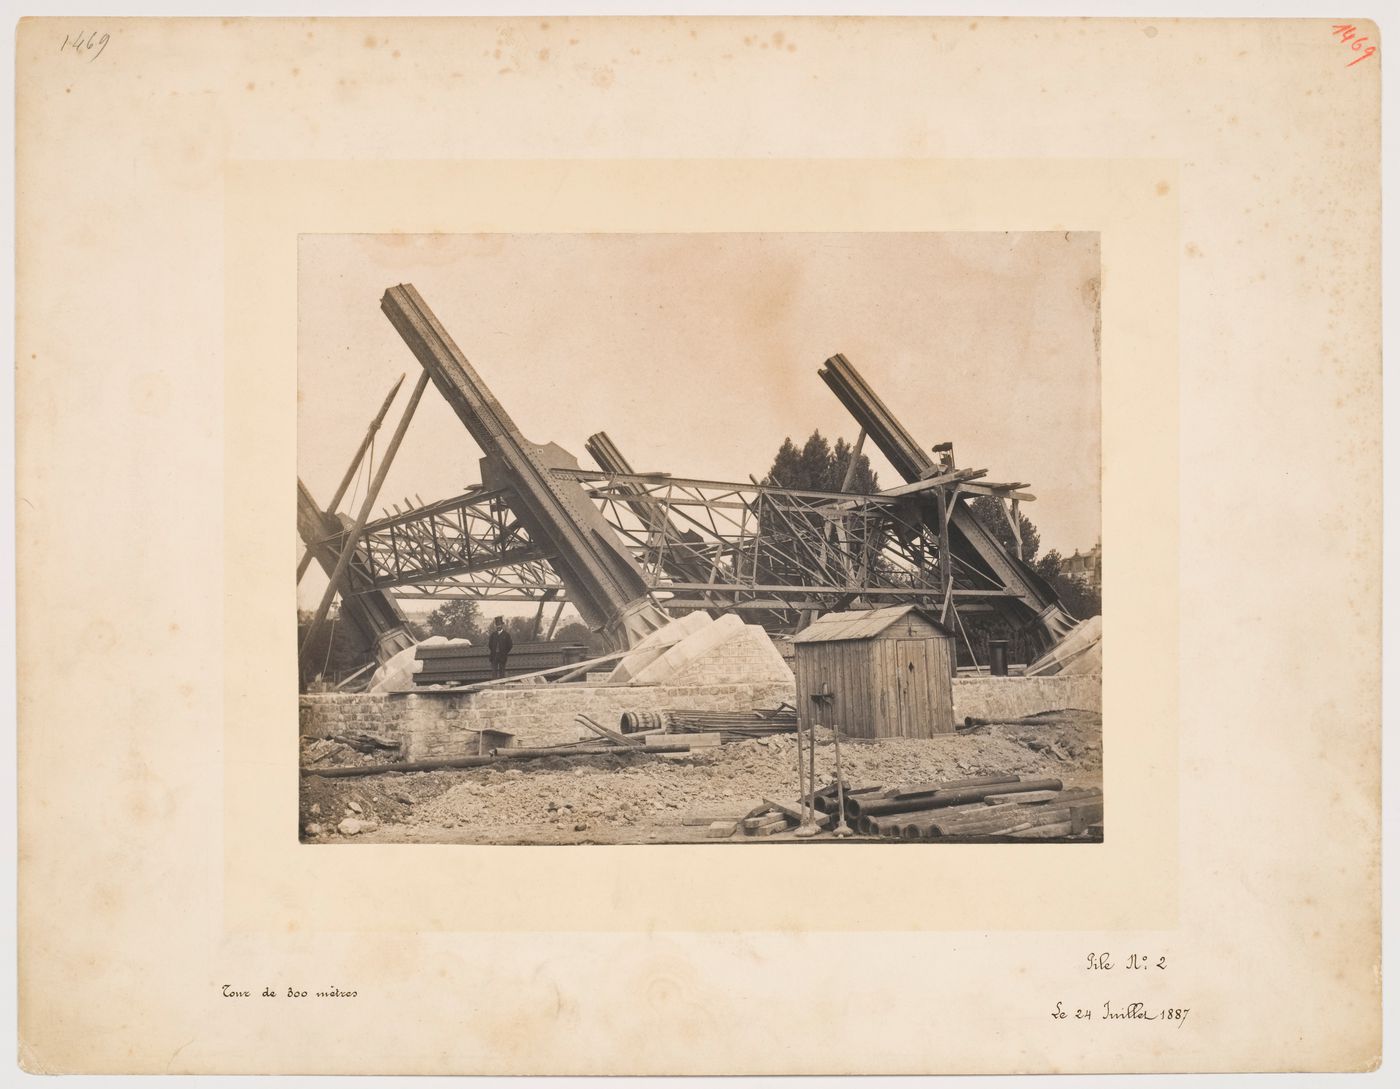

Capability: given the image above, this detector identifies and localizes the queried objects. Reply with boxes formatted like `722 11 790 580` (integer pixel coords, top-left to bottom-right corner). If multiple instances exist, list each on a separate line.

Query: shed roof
791 605 949 644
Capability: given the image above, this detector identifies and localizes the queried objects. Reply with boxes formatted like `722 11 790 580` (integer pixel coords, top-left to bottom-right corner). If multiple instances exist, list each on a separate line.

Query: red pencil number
1332 24 1377 67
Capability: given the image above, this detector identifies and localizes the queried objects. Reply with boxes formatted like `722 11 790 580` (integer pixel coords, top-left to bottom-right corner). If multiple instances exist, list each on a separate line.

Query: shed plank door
896 640 933 739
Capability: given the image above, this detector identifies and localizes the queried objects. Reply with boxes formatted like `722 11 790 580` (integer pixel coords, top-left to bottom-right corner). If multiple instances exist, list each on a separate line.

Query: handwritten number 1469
60 31 109 62
1332 25 1376 67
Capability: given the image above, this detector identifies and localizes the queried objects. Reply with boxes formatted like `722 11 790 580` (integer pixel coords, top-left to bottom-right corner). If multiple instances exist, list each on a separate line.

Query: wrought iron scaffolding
321 467 1033 626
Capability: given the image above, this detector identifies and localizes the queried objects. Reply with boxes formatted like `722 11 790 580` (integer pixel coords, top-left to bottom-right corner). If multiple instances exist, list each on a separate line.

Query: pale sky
298 232 1100 611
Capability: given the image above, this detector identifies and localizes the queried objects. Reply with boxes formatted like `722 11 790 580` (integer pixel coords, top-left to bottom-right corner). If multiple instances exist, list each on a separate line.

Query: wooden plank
682 814 747 826
742 812 790 832
924 639 943 733
575 713 643 748
897 639 924 739
984 790 1064 806
647 732 721 748
1009 821 1073 839
747 815 795 837
762 799 832 829
881 468 988 497
958 483 1037 502
705 821 739 838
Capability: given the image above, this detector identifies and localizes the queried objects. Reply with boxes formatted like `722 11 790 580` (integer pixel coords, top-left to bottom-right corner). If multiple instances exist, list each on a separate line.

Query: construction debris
300 713 1101 842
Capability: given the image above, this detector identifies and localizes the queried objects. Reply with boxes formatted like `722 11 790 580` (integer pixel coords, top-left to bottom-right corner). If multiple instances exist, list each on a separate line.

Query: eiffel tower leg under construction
819 353 1077 650
380 284 670 650
296 478 416 664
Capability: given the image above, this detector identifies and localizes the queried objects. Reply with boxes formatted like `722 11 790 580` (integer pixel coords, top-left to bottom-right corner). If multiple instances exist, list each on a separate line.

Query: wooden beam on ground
575 713 643 747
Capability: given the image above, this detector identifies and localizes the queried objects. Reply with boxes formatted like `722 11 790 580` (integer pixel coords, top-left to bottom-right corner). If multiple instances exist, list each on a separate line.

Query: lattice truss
345 467 1025 617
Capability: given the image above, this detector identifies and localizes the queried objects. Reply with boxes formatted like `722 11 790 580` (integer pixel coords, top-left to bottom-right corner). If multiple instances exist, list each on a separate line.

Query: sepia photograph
297 231 1104 844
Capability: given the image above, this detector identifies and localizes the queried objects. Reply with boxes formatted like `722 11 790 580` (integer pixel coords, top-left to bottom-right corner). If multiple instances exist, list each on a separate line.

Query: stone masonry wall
302 677 796 761
951 673 1102 723
302 672 1094 762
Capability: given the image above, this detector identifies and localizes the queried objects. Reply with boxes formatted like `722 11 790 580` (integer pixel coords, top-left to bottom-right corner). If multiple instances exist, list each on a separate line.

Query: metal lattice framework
340 467 1029 620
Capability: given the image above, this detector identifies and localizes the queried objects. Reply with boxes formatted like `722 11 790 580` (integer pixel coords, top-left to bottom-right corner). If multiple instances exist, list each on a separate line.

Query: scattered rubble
299 710 1101 843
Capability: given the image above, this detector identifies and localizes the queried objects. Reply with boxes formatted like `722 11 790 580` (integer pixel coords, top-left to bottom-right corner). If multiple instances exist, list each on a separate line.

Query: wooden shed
792 605 955 739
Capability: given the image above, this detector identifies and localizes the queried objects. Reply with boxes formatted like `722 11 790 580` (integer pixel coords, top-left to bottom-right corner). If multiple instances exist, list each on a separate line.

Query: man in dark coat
487 617 513 679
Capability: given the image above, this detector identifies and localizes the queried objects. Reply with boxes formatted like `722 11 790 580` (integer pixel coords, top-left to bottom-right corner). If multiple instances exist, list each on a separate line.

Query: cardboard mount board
15 15 1381 1075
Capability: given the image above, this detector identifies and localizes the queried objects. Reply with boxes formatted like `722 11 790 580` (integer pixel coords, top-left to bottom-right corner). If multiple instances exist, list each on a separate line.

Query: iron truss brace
327 469 1027 615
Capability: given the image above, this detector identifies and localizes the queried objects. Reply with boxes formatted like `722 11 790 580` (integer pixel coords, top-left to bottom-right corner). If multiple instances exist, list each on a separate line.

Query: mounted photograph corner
296 232 1103 844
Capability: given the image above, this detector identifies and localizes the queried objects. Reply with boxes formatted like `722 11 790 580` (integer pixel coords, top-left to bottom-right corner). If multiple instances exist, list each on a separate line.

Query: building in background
1062 540 1102 593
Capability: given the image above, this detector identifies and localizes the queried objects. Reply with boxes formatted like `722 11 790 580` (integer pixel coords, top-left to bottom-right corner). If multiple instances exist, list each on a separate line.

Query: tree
757 430 879 592
765 430 877 493
969 495 1041 566
1033 548 1101 620
422 599 484 641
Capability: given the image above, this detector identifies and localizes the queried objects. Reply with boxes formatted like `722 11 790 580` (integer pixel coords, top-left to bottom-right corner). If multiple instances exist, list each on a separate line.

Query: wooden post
937 486 953 596
295 374 404 584
300 370 430 663
1000 496 1023 561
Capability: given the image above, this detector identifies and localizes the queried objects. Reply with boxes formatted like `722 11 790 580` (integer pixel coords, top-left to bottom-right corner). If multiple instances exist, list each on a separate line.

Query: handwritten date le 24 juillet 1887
1051 952 1190 1028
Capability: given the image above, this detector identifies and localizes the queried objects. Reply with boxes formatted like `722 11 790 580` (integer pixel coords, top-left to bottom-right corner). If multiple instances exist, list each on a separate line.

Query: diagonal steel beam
380 284 669 649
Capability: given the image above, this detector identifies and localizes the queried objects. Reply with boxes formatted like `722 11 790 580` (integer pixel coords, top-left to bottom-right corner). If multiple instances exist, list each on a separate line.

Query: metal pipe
493 742 691 759
962 713 1094 728
928 805 1072 837
303 753 494 778
886 774 1024 799
849 778 1062 819
846 776 1021 817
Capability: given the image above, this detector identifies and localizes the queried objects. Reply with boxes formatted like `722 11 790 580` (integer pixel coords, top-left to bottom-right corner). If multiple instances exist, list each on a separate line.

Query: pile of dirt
295 713 1101 841
299 766 466 838
299 736 391 770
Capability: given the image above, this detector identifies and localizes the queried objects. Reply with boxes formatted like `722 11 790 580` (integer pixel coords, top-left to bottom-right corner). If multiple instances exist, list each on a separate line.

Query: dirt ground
300 711 1102 844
